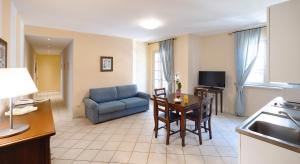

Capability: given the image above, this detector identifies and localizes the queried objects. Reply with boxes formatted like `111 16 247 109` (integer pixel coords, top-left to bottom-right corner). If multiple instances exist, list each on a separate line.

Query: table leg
221 91 223 113
180 109 186 147
215 92 218 115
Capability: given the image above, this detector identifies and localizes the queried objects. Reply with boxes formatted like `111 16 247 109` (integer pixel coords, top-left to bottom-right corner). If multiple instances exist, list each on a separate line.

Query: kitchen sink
248 120 300 145
237 97 300 153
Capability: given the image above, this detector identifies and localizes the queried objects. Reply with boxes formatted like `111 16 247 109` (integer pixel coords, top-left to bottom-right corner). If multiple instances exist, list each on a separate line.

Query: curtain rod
229 26 267 35
147 37 176 45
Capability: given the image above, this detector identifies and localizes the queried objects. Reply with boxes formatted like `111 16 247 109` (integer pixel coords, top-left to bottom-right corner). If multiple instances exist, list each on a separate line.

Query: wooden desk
166 93 201 146
194 86 224 115
0 100 55 164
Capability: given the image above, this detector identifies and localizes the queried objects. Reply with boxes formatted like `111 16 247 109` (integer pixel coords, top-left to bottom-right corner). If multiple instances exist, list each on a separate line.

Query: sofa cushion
98 101 126 115
90 87 118 103
120 97 148 108
117 85 137 99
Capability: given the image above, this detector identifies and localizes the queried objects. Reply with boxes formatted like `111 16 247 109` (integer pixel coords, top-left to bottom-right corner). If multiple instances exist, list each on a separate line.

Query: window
246 31 268 84
153 52 168 93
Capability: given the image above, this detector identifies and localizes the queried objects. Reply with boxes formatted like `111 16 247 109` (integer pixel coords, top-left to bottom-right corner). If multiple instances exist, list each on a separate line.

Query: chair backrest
193 94 213 121
153 95 170 118
154 88 167 97
201 95 214 117
194 88 209 97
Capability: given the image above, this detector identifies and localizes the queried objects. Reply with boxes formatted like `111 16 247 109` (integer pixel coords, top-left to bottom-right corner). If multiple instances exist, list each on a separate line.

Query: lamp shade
0 68 38 99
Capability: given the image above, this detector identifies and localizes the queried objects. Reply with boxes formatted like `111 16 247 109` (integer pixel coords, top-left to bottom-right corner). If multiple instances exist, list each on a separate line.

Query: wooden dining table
166 93 201 146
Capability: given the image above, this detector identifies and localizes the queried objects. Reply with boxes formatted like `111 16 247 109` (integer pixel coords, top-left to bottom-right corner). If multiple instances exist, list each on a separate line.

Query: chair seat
158 112 180 122
186 112 208 122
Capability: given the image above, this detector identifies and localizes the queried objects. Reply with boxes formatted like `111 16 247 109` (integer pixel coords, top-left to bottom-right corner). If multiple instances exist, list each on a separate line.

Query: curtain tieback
236 85 244 92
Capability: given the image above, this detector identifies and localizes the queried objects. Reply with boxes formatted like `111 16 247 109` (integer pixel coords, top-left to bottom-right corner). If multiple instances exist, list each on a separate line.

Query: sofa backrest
116 84 137 99
90 87 118 103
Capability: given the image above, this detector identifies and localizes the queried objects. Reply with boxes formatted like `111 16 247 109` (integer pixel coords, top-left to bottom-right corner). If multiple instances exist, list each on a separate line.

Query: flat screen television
198 71 225 88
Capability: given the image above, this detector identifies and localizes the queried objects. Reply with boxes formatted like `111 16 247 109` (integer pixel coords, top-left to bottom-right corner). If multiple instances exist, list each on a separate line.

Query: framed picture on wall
100 56 113 72
0 37 7 68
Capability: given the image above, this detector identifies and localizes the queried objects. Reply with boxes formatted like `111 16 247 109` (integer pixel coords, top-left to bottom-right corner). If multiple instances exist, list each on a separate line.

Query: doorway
36 54 61 93
25 35 73 108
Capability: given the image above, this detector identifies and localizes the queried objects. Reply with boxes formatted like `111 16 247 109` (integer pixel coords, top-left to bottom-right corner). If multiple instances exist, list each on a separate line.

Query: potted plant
175 73 182 98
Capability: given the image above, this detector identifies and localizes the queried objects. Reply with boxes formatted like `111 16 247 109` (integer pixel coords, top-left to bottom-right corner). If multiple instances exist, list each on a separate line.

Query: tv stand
194 86 224 115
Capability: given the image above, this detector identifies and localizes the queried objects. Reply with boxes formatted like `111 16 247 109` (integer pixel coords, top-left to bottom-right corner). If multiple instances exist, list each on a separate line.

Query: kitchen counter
237 97 300 153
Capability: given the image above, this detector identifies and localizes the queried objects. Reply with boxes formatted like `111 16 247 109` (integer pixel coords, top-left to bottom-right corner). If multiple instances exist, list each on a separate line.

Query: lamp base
0 124 30 138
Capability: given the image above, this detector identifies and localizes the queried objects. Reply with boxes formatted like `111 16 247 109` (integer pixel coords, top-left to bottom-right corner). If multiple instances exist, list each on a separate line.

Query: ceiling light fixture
139 18 162 30
47 38 51 41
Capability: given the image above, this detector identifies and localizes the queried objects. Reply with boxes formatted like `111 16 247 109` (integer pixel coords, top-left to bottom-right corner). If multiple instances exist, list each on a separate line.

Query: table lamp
0 68 38 138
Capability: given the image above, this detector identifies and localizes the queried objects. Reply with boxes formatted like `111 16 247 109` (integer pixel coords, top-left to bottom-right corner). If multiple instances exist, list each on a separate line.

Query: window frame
245 30 270 86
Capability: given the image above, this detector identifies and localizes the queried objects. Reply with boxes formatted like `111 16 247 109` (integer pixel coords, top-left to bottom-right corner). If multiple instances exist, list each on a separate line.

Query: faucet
278 111 300 129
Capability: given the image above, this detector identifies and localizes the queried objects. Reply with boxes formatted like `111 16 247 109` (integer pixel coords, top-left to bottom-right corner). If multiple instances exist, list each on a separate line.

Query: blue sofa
84 84 150 124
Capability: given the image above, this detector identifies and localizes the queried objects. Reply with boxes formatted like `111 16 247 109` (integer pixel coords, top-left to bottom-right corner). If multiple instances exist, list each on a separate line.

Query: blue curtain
159 39 174 95
235 28 261 116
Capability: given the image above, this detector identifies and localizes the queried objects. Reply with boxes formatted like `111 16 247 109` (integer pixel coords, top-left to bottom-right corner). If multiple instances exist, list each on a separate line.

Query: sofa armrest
83 98 99 124
137 92 150 100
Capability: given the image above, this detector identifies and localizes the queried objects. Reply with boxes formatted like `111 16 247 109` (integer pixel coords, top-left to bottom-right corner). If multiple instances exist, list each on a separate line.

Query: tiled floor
50 97 246 164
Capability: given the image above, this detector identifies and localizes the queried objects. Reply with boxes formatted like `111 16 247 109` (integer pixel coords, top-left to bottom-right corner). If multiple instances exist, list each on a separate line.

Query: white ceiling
26 35 72 55
14 0 286 41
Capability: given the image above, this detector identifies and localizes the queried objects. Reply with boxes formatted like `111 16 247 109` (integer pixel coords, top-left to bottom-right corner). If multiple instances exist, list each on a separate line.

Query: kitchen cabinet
269 0 300 83
239 135 300 164
237 97 300 164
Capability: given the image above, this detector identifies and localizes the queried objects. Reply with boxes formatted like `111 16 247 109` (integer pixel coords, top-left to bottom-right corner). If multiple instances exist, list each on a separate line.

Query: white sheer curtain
159 39 174 95
235 28 261 116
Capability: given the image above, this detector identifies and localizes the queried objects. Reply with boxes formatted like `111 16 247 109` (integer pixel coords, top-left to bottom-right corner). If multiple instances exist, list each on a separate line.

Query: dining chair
154 88 179 126
194 87 209 98
153 95 180 145
186 94 214 145
154 88 167 97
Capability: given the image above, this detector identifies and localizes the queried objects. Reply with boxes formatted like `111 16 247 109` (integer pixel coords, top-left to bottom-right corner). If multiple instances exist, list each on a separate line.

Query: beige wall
174 35 189 93
25 26 134 117
200 33 236 113
24 37 34 78
36 54 61 92
133 41 148 92
62 42 73 111
187 35 202 94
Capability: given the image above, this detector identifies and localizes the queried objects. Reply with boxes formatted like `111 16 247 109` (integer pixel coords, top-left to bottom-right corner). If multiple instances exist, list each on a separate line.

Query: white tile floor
50 97 246 164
